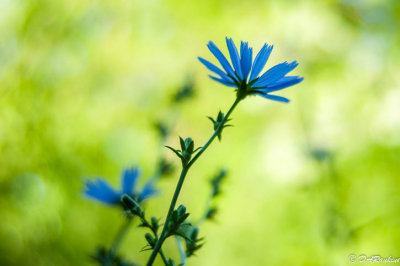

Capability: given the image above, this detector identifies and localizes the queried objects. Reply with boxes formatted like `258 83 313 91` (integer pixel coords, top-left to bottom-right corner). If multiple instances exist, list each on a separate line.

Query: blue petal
249 44 273 82
138 181 158 202
84 178 120 205
225 37 243 79
207 41 236 80
209 75 237 87
257 93 290 103
240 41 253 81
261 76 304 92
198 57 235 83
253 61 299 88
122 167 140 194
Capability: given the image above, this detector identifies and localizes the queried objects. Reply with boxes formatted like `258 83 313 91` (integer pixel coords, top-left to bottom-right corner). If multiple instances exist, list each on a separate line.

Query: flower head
198 37 304 103
84 167 157 205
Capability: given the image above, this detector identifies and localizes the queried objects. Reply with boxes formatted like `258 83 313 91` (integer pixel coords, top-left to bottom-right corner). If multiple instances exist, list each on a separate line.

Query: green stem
104 167 165 266
104 217 134 266
146 167 188 265
146 98 241 266
196 193 213 226
137 211 169 265
176 236 187 265
187 98 240 168
159 249 169 265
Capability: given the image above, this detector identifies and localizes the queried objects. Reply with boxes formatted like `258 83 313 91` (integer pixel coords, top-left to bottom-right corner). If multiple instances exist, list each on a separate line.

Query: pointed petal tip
258 93 290 103
206 40 215 47
262 43 273 49
249 43 273 81
225 37 243 79
271 95 290 103
208 75 237 88
206 40 236 77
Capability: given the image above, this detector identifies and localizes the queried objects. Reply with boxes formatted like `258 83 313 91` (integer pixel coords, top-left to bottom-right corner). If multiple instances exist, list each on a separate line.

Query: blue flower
84 167 157 205
198 37 304 103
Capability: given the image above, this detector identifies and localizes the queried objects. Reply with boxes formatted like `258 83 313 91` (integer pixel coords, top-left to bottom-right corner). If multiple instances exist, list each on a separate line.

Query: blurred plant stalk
146 98 240 266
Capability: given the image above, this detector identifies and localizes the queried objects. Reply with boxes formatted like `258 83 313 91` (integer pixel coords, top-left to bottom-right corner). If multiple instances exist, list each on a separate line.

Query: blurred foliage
1 0 400 265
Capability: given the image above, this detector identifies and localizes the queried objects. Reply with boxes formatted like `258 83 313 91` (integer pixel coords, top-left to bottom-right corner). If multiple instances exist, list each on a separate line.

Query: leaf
175 223 195 240
193 146 202 153
187 138 194 153
183 227 204 257
179 137 185 150
207 116 216 124
165 146 183 160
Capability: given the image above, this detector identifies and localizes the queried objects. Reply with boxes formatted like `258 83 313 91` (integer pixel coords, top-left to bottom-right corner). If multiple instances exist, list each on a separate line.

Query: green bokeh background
1 0 400 265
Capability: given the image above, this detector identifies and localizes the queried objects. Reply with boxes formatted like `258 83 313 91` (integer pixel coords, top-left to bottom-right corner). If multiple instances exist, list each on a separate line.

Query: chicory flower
84 167 157 205
198 37 303 102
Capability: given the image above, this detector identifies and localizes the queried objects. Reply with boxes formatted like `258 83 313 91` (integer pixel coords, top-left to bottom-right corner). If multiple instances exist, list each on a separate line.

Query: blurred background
1 0 400 265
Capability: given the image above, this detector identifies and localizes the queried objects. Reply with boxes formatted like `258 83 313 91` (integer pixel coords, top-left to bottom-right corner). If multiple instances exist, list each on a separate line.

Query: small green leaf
151 217 159 233
145 233 155 248
183 226 204 257
165 146 183 160
193 146 202 153
166 258 176 266
179 137 185 150
217 111 224 121
186 138 194 153
205 207 217 220
207 116 216 124
175 223 194 240
121 194 143 217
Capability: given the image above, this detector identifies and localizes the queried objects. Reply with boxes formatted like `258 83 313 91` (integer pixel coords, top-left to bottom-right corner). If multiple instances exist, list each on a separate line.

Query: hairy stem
146 98 241 266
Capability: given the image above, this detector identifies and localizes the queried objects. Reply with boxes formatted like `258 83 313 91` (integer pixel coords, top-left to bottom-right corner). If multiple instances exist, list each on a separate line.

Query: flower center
236 80 249 100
